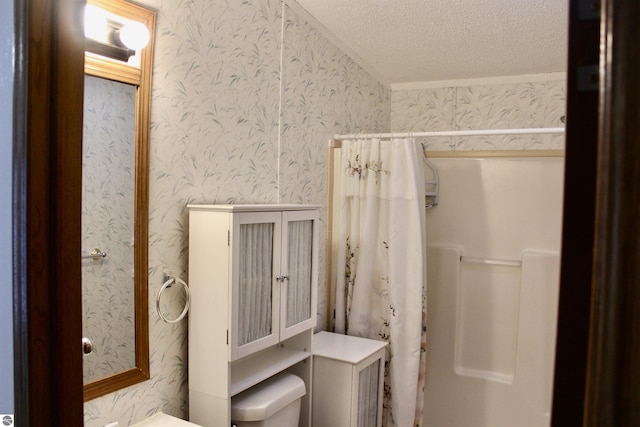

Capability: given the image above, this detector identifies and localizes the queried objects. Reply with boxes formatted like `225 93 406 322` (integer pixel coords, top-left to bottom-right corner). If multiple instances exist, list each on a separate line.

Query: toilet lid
231 373 306 421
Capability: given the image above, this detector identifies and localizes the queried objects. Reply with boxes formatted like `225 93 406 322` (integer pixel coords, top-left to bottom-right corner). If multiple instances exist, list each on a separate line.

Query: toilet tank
231 373 306 427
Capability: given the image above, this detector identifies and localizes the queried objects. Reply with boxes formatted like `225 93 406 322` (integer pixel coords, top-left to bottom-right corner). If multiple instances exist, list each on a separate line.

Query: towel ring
156 276 190 324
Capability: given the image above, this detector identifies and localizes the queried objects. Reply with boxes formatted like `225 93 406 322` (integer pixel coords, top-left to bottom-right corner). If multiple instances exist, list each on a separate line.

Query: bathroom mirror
81 0 155 401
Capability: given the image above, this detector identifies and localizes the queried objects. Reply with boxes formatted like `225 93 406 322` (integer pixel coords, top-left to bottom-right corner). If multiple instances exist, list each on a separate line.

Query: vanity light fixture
84 4 150 62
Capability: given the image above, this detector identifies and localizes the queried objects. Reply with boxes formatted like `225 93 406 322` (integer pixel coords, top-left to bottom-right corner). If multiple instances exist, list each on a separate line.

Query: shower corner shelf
424 157 439 208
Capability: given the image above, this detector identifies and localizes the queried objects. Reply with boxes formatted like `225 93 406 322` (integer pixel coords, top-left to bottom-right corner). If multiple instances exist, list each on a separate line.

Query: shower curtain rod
331 127 565 144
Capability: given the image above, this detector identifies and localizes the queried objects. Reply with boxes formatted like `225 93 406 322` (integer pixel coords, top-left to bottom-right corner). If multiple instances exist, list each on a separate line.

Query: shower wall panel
423 157 563 427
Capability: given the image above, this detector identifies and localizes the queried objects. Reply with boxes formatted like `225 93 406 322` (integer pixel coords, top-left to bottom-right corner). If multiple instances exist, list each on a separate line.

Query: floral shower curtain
334 138 427 427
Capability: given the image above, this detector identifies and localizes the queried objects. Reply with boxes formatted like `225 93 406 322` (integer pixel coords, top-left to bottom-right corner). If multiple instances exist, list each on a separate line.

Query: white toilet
231 372 306 427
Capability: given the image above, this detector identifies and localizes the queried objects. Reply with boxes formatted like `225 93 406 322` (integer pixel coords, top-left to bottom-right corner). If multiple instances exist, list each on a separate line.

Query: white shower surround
82 0 566 425
422 157 563 426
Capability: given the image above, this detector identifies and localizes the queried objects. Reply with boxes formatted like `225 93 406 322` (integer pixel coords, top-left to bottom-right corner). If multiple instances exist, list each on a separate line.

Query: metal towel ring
156 276 190 324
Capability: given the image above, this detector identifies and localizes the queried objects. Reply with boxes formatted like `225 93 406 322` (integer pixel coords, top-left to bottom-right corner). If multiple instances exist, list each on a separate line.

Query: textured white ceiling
290 0 569 85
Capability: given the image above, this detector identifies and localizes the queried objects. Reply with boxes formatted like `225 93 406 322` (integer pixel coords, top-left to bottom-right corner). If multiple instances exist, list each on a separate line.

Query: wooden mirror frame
82 0 154 401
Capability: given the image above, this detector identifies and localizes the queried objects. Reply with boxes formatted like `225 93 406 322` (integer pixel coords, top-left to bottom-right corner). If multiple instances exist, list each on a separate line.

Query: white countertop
130 413 202 427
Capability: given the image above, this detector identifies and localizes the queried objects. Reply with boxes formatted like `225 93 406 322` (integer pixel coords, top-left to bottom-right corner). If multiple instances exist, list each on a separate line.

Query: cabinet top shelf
188 203 321 212
313 331 388 364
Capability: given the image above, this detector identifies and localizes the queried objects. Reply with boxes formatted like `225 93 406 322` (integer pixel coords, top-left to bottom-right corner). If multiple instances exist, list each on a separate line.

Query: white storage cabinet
188 204 319 427
312 331 388 427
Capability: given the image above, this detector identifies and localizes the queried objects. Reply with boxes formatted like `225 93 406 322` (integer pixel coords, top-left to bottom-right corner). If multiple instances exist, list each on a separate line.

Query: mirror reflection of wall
81 0 153 401
82 74 137 383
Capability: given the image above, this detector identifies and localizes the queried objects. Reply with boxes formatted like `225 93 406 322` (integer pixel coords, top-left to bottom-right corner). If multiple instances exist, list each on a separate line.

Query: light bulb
119 21 150 50
84 4 108 41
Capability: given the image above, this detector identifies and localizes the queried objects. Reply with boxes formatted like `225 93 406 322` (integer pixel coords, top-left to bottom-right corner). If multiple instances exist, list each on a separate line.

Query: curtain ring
156 276 191 324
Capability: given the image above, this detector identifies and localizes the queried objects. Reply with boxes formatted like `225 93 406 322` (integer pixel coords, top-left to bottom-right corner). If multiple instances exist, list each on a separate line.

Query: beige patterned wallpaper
83 1 389 425
391 79 566 151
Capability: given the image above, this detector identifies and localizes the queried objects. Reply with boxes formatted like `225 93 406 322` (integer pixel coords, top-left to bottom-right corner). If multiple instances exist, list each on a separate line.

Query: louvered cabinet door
280 209 319 340
230 211 282 361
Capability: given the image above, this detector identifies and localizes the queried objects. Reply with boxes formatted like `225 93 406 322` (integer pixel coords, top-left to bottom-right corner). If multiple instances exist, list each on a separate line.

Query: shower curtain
334 138 427 427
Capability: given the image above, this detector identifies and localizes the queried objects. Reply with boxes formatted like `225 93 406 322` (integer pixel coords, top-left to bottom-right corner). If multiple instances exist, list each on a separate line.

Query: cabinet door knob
275 275 289 282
